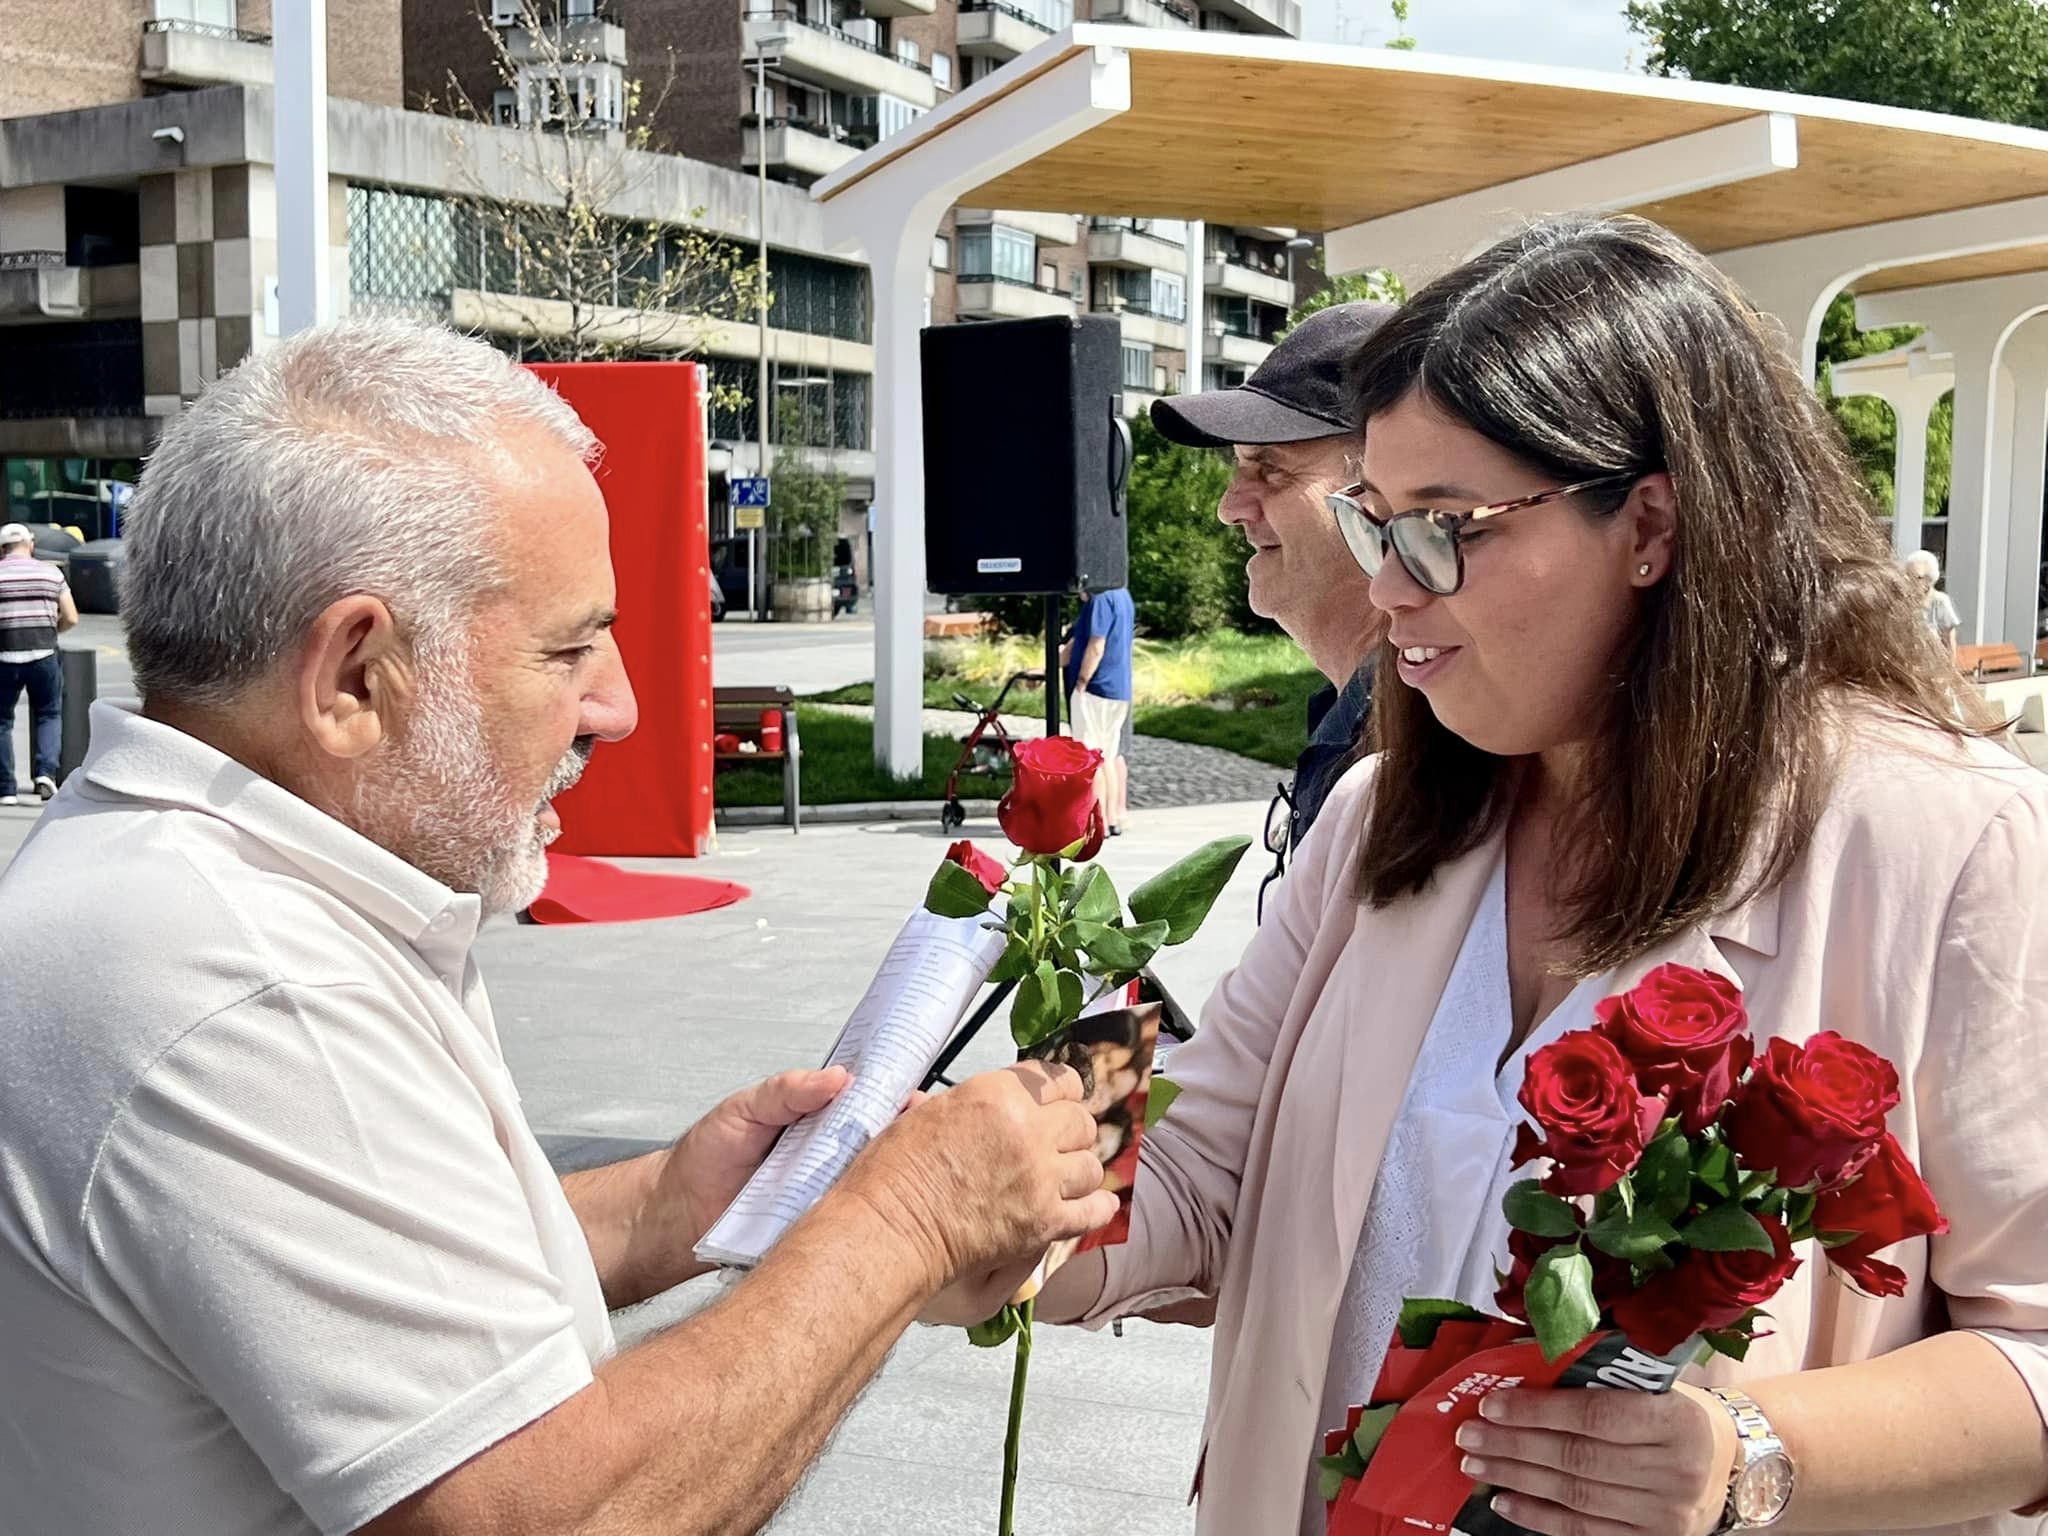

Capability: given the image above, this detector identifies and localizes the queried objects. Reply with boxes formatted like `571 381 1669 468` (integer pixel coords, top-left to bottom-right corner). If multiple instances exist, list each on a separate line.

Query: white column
1184 219 1205 391
274 0 331 335
2003 320 2048 653
869 220 938 778
1720 266 1841 384
1891 386 1940 562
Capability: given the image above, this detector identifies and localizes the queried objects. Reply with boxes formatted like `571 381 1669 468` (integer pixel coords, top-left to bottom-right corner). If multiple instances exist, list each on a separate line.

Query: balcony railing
961 272 1065 293
1088 217 1184 247
1090 298 1186 323
0 250 65 272
958 0 1058 31
744 109 841 137
140 16 271 43
744 8 933 71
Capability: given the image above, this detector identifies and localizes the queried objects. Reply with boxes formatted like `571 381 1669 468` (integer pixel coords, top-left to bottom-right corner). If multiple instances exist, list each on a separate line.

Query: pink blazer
1053 717 2048 1535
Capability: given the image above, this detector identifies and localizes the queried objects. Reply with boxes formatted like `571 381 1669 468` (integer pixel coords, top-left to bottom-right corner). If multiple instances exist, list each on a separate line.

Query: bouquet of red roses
1322 963 1948 1536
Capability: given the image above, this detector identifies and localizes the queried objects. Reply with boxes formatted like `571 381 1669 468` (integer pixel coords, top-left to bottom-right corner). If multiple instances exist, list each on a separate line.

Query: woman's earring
1637 563 1653 578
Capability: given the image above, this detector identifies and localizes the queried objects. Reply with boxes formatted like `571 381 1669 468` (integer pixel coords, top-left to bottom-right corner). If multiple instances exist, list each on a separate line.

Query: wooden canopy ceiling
825 30 2048 264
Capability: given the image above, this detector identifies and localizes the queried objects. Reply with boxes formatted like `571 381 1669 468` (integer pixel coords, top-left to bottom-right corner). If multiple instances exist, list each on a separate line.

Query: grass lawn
714 705 1006 807
806 630 1321 771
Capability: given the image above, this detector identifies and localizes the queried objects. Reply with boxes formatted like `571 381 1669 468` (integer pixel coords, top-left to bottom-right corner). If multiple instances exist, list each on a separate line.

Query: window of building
874 92 924 140
492 88 518 126
1153 363 1168 392
957 224 1034 284
965 54 1000 86
932 235 950 271
1152 270 1185 321
566 0 596 15
155 0 237 25
896 37 921 65
488 0 520 23
1121 344 1153 391
932 51 952 89
1070 270 1084 302
1040 261 1057 290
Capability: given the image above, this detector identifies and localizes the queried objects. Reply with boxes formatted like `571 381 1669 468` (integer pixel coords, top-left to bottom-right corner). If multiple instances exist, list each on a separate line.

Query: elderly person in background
1906 548 1961 659
0 320 1115 1536
0 519 79 805
1150 303 1393 910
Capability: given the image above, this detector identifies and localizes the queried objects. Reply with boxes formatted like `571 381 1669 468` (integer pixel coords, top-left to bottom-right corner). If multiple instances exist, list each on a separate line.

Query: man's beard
351 654 593 916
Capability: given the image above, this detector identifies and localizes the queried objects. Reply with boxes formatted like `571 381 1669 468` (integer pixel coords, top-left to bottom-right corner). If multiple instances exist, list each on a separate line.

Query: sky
1301 0 1644 74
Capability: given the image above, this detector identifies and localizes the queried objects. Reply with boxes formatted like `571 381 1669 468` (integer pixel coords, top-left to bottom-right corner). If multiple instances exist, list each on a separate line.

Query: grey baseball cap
1150 300 1396 448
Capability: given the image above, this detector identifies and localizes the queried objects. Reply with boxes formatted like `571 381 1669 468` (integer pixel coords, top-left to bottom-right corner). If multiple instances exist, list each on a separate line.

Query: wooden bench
713 686 801 831
1958 642 2027 681
924 611 996 639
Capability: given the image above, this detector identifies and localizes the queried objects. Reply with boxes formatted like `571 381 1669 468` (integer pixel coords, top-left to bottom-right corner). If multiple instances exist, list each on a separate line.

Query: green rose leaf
1076 918 1170 974
1635 1130 1694 1220
1503 1179 1582 1239
1524 1246 1600 1363
1680 1201 1777 1254
988 936 1033 986
1128 836 1255 945
1350 1402 1400 1467
1396 1297 1491 1350
1071 864 1122 925
1055 967 1087 1023
1144 1075 1182 1129
1693 1139 1737 1199
1010 959 1065 1049
1585 1205 1683 1263
1317 1459 1350 1505
1701 1328 1753 1363
925 860 998 918
966 1305 1023 1348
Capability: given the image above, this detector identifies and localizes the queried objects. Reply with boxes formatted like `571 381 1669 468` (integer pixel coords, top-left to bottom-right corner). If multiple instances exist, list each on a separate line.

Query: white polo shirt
0 701 614 1536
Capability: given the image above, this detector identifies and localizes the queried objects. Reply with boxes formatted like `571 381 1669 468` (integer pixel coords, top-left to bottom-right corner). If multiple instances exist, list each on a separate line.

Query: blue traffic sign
731 476 772 508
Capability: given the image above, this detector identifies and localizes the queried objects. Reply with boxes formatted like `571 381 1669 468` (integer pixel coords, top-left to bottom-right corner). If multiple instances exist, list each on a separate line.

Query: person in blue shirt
1150 302 1395 912
1061 584 1135 835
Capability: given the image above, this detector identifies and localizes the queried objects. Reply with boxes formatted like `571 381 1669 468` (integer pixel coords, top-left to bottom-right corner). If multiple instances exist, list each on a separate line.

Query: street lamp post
755 36 771 622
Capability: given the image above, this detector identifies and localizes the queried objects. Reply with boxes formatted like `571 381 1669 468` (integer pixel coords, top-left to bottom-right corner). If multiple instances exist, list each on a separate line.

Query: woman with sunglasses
1010 214 2048 1536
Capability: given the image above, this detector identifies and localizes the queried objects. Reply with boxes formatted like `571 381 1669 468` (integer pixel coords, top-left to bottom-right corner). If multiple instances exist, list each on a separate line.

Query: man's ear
1626 471 1679 586
294 595 415 761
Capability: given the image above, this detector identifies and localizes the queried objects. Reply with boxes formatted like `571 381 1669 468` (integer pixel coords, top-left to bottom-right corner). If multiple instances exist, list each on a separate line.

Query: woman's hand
1452 1382 1737 1536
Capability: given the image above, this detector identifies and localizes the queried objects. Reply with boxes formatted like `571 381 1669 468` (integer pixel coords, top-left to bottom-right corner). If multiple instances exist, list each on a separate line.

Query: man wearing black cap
1150 302 1394 866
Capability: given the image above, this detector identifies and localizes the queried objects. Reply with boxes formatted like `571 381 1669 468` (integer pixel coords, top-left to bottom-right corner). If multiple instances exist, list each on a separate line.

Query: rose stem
998 1300 1036 1535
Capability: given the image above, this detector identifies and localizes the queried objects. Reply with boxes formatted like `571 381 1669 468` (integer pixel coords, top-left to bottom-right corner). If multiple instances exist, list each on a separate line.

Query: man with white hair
0 320 1115 1536
1905 547 1960 660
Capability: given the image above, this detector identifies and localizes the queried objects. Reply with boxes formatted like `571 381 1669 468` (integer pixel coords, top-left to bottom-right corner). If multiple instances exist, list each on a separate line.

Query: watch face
1734 1451 1795 1525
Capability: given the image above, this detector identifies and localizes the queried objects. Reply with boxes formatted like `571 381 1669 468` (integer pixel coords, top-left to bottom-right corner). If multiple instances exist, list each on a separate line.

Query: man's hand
664 1066 851 1262
842 1060 1117 1298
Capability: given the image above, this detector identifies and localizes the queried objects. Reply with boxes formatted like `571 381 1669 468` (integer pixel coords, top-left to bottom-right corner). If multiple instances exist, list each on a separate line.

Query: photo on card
1024 998 1161 1280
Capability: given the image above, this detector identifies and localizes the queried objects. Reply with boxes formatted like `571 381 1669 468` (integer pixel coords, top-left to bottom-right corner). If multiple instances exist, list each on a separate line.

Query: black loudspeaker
922 314 1132 596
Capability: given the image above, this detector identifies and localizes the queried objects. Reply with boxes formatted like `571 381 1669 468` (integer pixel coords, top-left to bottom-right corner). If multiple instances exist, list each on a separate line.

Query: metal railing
958 0 1058 32
743 110 841 137
958 271 1069 295
0 250 64 272
140 16 272 44
743 8 933 71
1088 216 1185 247
1090 297 1186 322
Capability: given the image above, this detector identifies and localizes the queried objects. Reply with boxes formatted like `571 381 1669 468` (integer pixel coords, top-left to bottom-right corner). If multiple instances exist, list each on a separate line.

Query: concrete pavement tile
767 1450 1195 1536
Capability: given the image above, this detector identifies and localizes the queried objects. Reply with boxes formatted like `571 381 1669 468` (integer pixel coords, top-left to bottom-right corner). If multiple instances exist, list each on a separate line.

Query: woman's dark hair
1348 212 1996 975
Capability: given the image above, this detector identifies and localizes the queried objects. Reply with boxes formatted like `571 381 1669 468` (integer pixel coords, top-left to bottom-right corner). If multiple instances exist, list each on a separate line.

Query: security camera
152 126 185 145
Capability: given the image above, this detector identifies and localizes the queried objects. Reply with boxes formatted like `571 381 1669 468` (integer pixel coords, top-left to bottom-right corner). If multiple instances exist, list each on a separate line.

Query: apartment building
405 0 1302 423
1 0 873 572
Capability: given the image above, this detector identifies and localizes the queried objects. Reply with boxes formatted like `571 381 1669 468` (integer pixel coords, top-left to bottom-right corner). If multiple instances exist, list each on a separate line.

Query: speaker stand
1043 593 1061 738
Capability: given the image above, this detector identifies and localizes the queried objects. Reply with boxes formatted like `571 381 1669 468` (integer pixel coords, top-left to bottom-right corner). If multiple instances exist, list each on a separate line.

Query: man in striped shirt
0 523 78 806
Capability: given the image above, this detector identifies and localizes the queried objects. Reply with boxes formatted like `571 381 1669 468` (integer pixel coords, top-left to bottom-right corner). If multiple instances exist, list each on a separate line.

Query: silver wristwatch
1710 1388 1795 1531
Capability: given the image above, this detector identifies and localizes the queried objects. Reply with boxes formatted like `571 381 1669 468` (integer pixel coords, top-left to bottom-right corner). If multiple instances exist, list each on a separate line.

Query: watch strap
1709 1388 1787 1531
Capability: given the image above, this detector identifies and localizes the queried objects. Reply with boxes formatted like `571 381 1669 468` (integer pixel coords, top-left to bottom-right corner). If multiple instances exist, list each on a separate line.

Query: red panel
528 361 715 858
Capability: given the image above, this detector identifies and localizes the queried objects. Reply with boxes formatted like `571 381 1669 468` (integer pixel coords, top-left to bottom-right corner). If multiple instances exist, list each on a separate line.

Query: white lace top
1303 855 1615 1534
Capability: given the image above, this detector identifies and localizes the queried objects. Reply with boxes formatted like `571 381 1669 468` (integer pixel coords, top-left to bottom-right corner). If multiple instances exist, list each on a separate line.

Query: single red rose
944 839 1008 896
1724 1032 1900 1189
1608 1215 1801 1354
1076 800 1107 862
997 736 1104 856
1516 1031 1667 1197
1596 964 1755 1133
1812 1132 1948 1298
1492 1226 1554 1323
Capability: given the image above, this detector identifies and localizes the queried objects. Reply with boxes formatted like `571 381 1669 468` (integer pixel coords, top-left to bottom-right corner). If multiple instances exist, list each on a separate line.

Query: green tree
1621 0 2048 519
1277 247 1403 342
1625 0 2048 129
1123 411 1261 638
768 399 846 581
1387 0 1418 49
